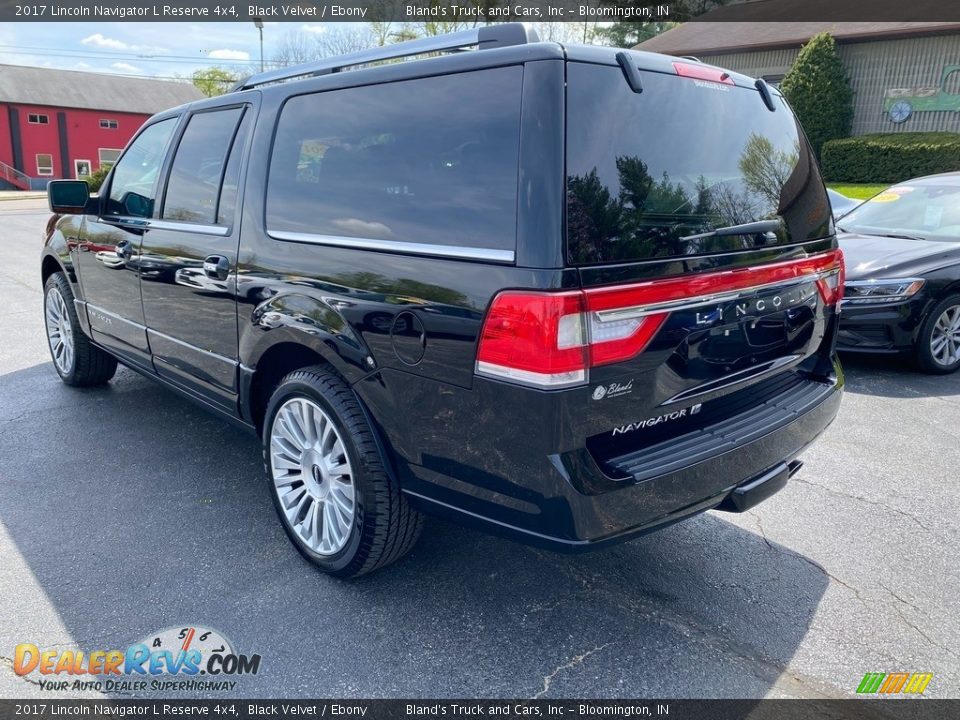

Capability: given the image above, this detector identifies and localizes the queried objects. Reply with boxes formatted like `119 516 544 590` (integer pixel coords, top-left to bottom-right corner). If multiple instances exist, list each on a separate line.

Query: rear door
564 58 841 414
139 104 253 411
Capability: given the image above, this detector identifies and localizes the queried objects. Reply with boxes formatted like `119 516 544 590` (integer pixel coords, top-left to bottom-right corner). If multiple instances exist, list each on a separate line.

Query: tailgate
564 56 840 436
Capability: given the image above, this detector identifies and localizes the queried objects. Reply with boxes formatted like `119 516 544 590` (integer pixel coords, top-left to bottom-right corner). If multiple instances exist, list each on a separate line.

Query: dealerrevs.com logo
13 625 261 693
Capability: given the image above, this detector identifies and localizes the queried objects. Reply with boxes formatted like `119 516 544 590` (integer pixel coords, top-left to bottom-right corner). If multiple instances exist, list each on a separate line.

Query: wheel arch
243 332 374 433
934 279 960 303
243 333 405 483
41 252 64 285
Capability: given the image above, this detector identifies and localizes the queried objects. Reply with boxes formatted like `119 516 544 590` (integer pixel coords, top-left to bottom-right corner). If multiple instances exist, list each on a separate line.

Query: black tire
915 294 960 374
43 272 118 386
262 365 423 577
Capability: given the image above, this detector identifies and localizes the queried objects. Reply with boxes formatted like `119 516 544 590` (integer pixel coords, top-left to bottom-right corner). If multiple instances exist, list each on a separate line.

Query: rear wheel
43 272 117 386
916 294 960 374
263 365 423 577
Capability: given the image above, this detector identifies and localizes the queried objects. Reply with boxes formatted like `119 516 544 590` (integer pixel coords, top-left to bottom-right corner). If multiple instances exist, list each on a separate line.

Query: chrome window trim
149 219 230 236
268 231 515 264
98 216 230 237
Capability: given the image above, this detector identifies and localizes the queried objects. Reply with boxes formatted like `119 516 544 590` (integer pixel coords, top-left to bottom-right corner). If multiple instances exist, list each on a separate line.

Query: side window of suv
162 107 245 224
105 118 177 218
266 66 522 253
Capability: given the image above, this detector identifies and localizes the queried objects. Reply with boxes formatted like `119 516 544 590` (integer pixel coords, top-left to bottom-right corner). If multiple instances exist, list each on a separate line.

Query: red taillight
815 248 845 305
672 62 735 85
475 291 588 388
476 249 844 389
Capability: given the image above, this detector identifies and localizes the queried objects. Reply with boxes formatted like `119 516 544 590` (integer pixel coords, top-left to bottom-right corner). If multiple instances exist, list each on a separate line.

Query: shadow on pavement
1 361 830 698
839 351 960 399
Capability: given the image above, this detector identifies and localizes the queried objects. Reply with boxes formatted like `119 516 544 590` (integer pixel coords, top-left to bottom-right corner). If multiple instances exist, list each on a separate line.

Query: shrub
821 132 960 183
87 166 110 192
781 33 853 159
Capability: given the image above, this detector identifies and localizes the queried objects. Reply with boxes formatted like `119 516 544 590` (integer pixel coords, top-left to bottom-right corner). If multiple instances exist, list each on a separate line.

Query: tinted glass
106 118 177 217
267 66 522 251
163 107 244 224
566 63 832 265
217 110 252 225
838 181 960 242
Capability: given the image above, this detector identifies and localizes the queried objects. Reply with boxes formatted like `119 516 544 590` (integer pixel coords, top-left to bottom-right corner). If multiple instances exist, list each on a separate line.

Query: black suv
41 24 844 577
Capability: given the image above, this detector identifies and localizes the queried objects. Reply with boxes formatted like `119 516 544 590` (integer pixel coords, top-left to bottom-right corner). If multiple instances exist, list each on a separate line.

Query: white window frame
74 159 92 178
36 153 54 176
28 113 49 125
99 119 119 129
98 148 122 167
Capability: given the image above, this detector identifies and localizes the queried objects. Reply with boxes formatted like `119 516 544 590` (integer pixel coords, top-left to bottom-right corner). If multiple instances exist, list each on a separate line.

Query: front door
74 159 91 179
74 117 179 367
139 105 252 411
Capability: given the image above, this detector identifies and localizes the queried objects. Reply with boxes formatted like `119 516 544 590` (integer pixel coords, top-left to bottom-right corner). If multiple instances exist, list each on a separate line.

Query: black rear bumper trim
608 375 835 483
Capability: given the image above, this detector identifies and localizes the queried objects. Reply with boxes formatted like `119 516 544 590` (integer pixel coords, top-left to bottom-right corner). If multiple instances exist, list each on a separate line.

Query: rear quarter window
266 66 523 253
566 62 832 265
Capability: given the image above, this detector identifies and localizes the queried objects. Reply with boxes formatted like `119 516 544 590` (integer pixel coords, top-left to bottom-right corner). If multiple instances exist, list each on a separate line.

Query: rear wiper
680 219 781 242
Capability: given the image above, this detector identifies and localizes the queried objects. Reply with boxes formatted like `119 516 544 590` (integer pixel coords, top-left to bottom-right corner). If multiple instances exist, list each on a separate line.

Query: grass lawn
826 183 888 200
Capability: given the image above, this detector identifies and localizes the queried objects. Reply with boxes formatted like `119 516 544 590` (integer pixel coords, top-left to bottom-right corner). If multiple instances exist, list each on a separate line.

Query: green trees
191 67 239 97
780 32 854 158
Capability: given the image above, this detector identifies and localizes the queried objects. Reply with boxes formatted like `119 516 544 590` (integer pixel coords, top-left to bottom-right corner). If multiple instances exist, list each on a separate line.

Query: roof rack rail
232 23 540 92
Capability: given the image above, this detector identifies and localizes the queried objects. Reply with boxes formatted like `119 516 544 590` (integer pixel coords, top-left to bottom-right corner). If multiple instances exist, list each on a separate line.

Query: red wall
62 107 151 175
0 102 150 179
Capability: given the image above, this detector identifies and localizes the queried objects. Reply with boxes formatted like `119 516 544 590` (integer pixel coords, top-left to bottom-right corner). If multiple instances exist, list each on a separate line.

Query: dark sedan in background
837 172 960 374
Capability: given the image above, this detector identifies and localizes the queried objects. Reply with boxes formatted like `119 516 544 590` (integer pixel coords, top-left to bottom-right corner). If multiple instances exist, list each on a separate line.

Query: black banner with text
1 700 959 720
3 0 960 23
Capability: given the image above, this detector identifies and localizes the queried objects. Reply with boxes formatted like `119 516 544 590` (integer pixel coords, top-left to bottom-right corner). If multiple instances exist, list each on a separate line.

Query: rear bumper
380 366 843 552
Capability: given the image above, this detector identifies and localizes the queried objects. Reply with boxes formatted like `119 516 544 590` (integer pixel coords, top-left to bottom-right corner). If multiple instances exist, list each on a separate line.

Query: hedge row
821 132 960 184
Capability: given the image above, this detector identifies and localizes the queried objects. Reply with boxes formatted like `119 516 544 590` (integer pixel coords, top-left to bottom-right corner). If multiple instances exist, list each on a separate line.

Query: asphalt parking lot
1 196 958 700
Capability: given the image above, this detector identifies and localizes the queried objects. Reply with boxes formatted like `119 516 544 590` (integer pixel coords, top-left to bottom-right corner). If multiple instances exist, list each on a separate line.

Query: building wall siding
701 33 960 136
0 103 149 179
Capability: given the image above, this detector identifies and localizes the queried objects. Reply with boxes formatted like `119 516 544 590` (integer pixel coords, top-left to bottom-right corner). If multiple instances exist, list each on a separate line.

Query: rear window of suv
565 62 832 265
266 66 522 254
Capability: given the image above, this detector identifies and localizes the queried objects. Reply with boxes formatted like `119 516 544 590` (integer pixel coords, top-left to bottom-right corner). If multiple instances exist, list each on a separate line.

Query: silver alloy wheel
269 397 356 556
930 304 960 367
45 287 74 375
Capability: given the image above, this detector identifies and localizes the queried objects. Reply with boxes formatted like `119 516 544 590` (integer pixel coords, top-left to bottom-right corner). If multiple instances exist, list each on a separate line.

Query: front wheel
263 365 423 577
916 294 960 374
43 272 118 386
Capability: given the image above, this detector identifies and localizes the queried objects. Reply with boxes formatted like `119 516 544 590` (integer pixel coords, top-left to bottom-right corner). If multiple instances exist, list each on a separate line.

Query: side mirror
121 191 152 218
48 180 92 215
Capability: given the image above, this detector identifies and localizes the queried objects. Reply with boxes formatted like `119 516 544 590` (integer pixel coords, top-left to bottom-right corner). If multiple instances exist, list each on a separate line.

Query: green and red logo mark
857 672 933 695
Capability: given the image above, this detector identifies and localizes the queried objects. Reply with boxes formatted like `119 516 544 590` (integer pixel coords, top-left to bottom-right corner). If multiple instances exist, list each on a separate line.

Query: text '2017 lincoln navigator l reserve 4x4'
41 24 844 577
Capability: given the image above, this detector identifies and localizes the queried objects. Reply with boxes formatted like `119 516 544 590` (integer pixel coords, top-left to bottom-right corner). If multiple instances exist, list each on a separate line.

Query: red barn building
0 64 202 190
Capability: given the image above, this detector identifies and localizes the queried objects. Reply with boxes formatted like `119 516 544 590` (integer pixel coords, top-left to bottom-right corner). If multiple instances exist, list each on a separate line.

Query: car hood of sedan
838 232 960 280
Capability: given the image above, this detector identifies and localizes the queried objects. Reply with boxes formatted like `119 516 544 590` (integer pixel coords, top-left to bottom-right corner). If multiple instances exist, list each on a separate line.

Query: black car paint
42 41 843 550
839 232 960 353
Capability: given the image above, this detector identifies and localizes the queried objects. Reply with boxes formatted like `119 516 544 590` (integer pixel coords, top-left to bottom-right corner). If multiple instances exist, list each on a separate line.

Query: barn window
99 148 122 167
100 119 119 129
36 154 53 176
28 114 49 125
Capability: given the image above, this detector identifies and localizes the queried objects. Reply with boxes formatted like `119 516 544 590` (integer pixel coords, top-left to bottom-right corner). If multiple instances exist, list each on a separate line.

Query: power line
0 43 258 66
0 60 253 82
